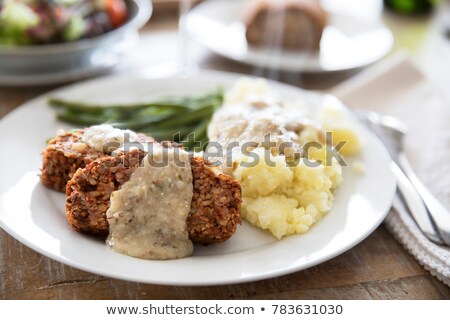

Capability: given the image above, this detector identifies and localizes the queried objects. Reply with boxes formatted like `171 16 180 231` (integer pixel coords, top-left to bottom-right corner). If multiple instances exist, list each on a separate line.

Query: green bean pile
49 89 224 151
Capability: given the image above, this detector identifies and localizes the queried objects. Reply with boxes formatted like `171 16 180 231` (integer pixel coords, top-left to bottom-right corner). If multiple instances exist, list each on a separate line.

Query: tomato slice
104 0 128 28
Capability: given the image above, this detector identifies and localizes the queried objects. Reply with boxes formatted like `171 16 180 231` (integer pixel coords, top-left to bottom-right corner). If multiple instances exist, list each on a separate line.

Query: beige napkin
331 53 450 286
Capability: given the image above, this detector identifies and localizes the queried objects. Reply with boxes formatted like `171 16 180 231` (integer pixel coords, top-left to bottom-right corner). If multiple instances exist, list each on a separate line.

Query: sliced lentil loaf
188 157 242 244
66 149 242 244
40 129 154 192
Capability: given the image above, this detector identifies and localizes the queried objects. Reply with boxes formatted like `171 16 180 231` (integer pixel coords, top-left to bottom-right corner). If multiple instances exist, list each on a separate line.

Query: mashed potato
209 78 359 239
233 148 342 239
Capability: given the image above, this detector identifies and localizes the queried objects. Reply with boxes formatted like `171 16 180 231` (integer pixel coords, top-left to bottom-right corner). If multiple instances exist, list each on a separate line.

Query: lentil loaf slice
41 130 104 192
187 157 242 244
41 129 155 192
66 149 242 244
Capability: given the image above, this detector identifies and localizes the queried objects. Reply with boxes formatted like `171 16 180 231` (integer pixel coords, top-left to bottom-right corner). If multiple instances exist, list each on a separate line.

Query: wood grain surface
153 0 203 12
1 10 449 300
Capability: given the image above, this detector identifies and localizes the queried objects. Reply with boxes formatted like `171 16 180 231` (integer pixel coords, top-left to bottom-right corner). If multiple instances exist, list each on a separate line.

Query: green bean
56 111 110 126
182 120 209 151
141 127 195 142
150 104 214 130
191 119 209 141
50 89 224 150
107 111 180 131
48 91 222 114
183 136 208 151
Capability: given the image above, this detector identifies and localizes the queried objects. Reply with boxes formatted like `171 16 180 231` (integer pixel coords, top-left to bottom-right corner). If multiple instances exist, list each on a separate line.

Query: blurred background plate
186 0 394 73
0 0 152 86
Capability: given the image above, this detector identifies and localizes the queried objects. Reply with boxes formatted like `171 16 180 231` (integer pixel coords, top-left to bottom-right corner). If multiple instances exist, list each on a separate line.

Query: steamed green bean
49 89 223 151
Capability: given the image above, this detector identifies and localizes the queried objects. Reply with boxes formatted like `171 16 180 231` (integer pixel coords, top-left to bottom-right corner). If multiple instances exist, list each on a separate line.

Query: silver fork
357 111 450 246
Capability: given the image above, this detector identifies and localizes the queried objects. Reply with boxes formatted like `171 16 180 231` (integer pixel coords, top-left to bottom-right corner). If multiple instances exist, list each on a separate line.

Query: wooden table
1 8 450 300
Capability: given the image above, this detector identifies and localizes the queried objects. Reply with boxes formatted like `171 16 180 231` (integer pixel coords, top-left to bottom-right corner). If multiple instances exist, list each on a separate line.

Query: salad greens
0 0 128 45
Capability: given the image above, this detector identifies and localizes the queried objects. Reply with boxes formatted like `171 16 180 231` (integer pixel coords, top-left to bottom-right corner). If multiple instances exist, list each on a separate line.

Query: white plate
186 0 393 73
0 71 396 285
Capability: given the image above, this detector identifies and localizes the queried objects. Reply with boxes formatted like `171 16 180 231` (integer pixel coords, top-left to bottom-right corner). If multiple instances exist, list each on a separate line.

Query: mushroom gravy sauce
207 80 324 173
106 147 194 260
82 124 139 153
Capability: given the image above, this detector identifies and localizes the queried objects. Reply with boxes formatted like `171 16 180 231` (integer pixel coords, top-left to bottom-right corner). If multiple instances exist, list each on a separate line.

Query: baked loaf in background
244 0 327 51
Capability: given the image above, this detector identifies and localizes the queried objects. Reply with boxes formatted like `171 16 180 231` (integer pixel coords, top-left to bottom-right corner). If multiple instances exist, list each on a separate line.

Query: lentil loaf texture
41 130 104 192
41 129 154 192
66 149 242 244
188 157 242 244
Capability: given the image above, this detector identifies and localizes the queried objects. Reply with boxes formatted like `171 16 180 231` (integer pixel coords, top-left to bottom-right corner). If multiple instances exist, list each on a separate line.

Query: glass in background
178 0 196 75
